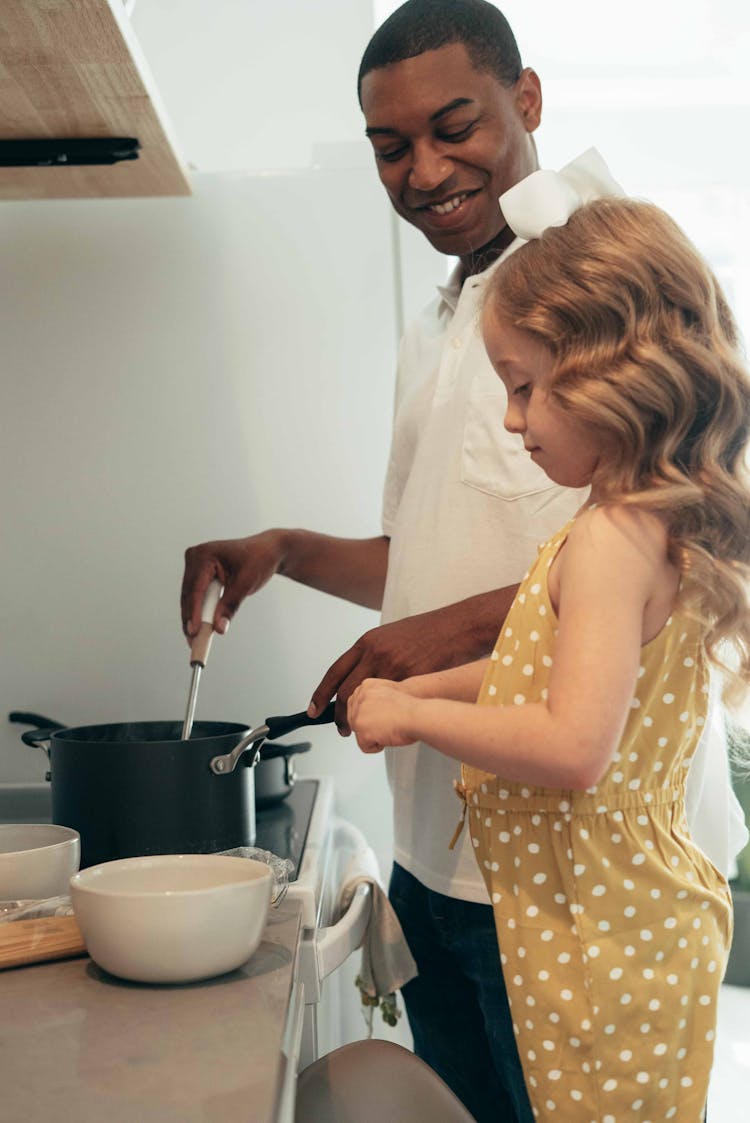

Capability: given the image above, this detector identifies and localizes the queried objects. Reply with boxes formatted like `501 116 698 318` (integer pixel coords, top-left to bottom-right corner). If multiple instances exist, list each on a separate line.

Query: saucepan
8 704 335 869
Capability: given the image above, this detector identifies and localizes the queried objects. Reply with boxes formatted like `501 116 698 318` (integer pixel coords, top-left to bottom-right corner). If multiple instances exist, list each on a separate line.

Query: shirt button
452 337 463 349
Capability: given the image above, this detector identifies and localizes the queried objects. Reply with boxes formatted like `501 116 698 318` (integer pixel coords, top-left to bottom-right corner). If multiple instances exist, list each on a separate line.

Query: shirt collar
436 261 463 315
435 240 521 315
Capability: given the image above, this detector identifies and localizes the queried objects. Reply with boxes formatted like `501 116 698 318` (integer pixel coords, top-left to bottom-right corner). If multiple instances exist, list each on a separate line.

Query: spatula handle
189 579 223 667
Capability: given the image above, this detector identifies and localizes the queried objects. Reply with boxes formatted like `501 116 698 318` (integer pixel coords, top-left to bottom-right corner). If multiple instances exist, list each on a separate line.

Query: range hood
0 0 191 200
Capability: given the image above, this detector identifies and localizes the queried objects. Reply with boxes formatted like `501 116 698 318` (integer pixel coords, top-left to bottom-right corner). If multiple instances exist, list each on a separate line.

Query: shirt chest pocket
461 371 557 502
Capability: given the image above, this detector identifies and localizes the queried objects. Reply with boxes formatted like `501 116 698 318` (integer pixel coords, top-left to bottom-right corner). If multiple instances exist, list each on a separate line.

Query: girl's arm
348 507 675 789
342 661 489 741
395 659 490 702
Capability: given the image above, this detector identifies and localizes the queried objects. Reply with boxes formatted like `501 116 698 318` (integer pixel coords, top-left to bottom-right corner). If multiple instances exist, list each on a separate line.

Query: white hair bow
499 147 625 243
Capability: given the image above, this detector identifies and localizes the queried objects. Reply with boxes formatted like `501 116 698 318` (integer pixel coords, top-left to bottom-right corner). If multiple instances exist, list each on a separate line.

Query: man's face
361 43 541 265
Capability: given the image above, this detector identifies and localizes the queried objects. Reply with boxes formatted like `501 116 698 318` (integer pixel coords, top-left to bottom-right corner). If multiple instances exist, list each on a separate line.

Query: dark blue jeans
389 863 533 1123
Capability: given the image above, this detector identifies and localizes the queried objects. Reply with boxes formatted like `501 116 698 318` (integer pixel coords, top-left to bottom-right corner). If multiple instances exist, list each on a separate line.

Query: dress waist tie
449 780 469 850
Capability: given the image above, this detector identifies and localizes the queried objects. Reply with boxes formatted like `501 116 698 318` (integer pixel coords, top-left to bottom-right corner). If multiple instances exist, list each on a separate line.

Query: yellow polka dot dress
460 522 733 1123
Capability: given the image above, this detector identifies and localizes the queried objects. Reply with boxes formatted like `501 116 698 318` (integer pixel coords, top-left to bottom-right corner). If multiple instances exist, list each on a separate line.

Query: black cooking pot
253 739 312 809
8 706 334 869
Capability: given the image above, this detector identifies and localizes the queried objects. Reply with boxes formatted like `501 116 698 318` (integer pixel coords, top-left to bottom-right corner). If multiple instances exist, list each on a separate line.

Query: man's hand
181 531 390 642
181 531 284 639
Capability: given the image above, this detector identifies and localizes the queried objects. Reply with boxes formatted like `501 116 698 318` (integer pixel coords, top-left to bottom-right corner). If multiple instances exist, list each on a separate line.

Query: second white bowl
0 823 80 901
70 853 273 983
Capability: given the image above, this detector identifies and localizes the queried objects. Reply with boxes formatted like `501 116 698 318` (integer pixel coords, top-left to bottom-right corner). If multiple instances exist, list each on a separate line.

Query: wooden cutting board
0 915 87 970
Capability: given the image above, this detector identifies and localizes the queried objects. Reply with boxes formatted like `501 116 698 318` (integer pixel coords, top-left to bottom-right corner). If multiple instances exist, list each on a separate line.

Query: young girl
348 197 750 1123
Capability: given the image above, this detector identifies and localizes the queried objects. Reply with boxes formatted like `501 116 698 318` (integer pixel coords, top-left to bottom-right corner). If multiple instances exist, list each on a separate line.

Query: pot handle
256 740 312 763
210 701 336 776
8 711 66 758
8 711 66 732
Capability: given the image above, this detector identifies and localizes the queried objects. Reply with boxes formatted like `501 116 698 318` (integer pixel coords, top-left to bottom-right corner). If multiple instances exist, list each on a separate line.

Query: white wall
130 0 375 173
0 166 403 867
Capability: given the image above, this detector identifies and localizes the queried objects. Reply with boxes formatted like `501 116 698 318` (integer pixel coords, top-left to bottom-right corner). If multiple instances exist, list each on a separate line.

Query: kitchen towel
336 845 417 1029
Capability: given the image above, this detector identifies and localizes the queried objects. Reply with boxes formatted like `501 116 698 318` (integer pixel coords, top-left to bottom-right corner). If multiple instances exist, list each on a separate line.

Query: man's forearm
307 580 521 723
276 530 389 611
434 585 520 667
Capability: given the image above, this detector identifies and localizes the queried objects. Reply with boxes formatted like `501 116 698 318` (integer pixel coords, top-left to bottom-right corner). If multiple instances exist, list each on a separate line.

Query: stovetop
255 779 317 882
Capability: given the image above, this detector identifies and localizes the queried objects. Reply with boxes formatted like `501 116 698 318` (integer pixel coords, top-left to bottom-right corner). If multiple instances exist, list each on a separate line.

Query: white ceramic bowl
0 823 80 900
69 853 273 984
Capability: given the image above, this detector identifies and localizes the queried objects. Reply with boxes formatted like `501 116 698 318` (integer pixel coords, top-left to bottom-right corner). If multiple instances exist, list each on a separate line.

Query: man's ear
515 68 542 133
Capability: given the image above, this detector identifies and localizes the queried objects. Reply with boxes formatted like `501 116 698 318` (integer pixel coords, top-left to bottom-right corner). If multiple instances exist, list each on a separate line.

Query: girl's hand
347 678 420 753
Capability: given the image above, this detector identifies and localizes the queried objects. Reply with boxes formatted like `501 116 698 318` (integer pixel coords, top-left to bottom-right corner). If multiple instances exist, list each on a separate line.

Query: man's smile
409 188 484 231
414 187 481 214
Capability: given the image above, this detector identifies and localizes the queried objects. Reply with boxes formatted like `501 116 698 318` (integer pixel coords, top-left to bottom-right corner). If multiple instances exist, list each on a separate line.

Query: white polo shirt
381 250 585 901
381 228 747 903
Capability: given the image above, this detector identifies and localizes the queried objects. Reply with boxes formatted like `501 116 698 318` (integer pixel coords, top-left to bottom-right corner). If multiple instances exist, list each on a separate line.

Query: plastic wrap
0 895 74 923
218 846 294 904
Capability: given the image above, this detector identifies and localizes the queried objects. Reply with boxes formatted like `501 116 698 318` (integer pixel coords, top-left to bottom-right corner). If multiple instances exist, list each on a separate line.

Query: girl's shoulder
568 502 670 564
549 503 676 625
563 504 680 643
557 503 674 599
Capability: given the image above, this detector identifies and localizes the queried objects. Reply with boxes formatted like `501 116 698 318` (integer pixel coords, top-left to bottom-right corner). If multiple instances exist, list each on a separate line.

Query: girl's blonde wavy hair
486 197 750 704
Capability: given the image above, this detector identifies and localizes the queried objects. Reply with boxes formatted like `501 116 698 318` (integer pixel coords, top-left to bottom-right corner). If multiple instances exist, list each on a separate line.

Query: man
181 4 745 1121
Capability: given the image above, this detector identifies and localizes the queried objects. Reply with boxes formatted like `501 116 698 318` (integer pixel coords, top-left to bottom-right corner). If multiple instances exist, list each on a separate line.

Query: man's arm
308 585 519 731
181 531 390 637
181 527 518 733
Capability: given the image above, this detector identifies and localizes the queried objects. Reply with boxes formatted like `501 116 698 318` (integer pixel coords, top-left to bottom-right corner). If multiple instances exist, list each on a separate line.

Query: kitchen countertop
0 897 304 1123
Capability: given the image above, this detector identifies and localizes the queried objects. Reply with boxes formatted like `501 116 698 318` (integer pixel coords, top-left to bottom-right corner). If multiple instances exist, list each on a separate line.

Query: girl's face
482 308 603 491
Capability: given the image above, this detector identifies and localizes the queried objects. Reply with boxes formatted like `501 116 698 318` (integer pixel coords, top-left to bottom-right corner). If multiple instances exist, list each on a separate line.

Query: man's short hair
358 0 523 104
